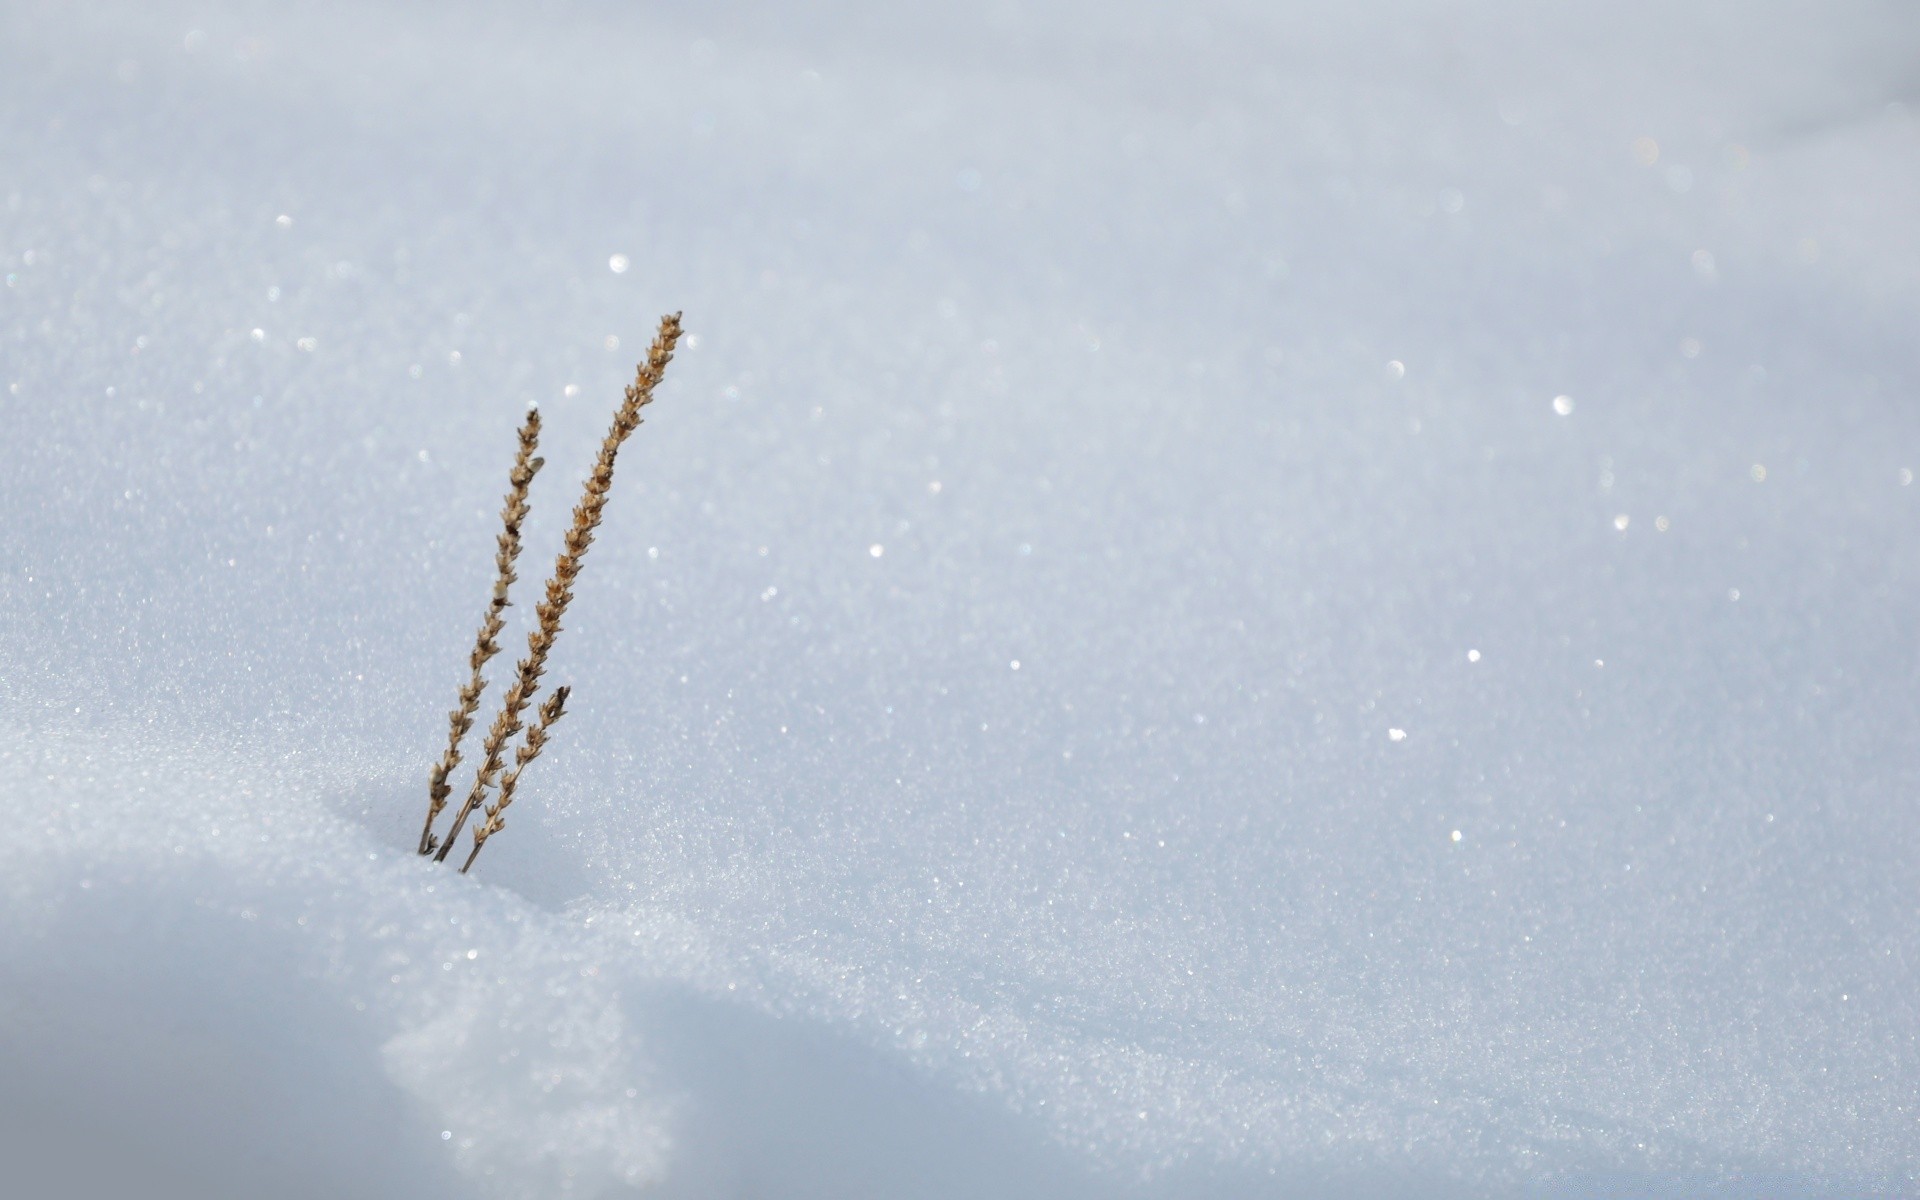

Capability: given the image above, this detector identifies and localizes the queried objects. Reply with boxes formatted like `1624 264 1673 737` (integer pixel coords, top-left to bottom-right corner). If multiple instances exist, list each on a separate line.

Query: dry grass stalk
461 684 569 873
419 407 543 856
433 311 684 864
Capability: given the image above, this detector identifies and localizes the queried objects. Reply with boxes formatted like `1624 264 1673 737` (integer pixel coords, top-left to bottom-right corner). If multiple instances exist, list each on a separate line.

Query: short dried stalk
462 685 569 873
420 408 543 855
434 312 683 862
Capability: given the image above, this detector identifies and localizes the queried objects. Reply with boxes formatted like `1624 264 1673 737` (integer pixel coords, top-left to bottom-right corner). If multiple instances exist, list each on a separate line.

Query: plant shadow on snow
341 773 598 910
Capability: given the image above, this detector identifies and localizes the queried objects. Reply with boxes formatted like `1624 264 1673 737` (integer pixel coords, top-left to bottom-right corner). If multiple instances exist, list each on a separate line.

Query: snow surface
3 1 1918 1196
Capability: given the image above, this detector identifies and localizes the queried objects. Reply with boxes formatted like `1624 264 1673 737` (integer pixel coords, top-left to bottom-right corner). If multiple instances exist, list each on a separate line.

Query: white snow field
2 1 1917 1196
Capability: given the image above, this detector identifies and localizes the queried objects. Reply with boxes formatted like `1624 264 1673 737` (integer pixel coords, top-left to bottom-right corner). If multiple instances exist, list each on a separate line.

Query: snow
3 1 1918 1196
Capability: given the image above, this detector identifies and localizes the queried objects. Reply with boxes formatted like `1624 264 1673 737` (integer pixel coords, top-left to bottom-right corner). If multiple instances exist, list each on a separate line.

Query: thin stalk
435 312 682 861
462 685 569 873
420 408 543 855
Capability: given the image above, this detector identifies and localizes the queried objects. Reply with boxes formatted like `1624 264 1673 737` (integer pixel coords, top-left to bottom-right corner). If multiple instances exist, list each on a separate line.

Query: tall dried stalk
420 408 543 855
461 685 569 873
433 311 684 863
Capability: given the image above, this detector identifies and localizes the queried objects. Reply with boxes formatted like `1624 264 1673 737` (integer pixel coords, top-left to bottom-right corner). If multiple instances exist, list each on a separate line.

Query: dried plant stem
462 685 569 873
419 408 543 856
434 311 683 862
